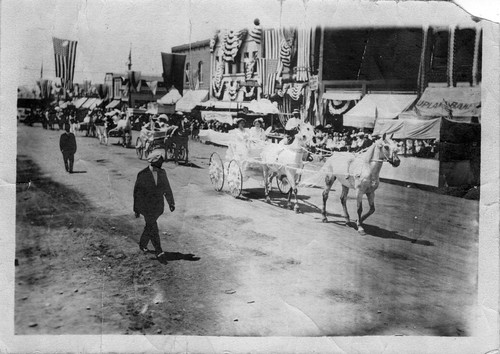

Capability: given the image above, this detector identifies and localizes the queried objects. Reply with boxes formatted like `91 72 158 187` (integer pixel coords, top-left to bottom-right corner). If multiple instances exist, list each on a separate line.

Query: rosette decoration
328 100 351 115
222 29 248 62
249 18 262 44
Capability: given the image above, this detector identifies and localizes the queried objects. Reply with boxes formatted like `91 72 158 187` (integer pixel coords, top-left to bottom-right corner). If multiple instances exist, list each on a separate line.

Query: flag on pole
53 37 77 90
161 53 186 96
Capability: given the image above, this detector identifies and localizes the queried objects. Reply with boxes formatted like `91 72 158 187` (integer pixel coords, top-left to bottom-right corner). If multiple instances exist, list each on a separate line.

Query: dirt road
15 124 478 336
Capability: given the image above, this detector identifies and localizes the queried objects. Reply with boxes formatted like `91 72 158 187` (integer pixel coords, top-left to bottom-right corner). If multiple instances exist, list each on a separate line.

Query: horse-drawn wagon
208 122 315 212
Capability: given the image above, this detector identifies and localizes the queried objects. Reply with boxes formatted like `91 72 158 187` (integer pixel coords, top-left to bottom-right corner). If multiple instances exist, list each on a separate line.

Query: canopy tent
145 102 175 115
73 97 88 109
157 88 182 105
343 94 417 128
81 98 97 109
175 90 209 112
322 90 362 101
247 99 280 114
201 111 235 125
106 99 122 109
414 87 481 118
373 118 441 140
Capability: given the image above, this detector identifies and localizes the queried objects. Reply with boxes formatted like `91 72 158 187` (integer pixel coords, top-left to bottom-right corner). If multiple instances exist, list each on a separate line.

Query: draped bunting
222 29 248 62
249 23 262 44
227 81 239 101
279 39 292 67
127 71 142 93
212 80 225 99
243 86 256 98
161 52 186 95
287 83 304 101
38 79 53 99
209 30 220 53
328 100 351 115
244 58 256 80
212 60 225 99
146 81 158 96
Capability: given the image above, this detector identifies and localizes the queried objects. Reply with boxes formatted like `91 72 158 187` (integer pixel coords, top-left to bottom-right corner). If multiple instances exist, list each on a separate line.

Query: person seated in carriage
248 118 267 142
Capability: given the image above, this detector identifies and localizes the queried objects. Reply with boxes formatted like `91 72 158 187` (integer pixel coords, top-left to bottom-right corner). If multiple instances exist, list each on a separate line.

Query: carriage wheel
276 175 292 195
166 143 175 161
135 137 143 159
179 145 187 162
209 152 224 192
227 160 243 198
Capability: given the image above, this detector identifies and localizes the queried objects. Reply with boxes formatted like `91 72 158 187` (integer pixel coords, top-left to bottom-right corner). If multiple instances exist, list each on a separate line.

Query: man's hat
147 148 165 163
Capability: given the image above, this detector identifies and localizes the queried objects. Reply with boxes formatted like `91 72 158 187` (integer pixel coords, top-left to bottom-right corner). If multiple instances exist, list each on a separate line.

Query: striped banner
257 58 279 96
53 37 77 90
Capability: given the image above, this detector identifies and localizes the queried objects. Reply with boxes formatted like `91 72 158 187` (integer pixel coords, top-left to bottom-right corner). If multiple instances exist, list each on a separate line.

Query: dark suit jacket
133 167 175 217
59 132 77 153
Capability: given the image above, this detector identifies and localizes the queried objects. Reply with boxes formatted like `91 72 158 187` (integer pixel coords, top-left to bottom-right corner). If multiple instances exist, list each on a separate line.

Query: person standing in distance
59 124 77 173
133 148 175 263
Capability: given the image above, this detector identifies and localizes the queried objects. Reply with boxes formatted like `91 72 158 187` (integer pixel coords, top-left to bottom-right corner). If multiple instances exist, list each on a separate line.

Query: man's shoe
140 247 149 253
156 252 168 264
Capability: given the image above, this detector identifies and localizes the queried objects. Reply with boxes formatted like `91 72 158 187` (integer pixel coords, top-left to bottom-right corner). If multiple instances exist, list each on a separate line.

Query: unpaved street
15 124 478 336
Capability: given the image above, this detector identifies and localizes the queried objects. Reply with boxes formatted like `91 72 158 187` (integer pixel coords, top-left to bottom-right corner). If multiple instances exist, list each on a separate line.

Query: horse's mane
359 143 377 163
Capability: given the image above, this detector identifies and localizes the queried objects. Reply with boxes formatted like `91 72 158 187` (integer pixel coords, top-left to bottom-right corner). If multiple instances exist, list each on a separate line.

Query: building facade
171 39 211 91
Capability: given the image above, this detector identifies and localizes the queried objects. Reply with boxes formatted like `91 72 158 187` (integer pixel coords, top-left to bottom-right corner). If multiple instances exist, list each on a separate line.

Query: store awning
414 86 481 118
157 88 182 105
322 91 362 101
81 98 97 109
175 90 209 112
247 99 280 114
373 118 441 140
106 99 122 109
200 100 250 110
73 97 88 109
89 99 103 109
343 94 417 128
201 111 236 125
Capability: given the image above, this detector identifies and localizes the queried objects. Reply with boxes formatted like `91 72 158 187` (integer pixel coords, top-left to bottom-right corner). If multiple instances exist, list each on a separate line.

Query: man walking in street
133 148 175 263
59 124 77 173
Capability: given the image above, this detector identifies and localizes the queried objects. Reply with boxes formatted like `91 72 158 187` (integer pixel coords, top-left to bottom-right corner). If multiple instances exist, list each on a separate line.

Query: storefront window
198 61 204 83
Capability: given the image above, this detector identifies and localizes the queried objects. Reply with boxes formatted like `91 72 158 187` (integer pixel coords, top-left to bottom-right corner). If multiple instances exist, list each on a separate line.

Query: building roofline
172 39 211 52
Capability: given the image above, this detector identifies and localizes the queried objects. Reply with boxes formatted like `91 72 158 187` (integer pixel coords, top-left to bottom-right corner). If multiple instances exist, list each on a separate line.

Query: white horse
321 134 400 233
109 114 132 147
261 122 314 213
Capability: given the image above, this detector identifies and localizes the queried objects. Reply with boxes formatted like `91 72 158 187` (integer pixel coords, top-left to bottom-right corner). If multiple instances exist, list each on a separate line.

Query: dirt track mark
323 289 364 304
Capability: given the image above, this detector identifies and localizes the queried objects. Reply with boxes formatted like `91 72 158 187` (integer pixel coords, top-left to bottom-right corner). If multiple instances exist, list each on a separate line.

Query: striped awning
106 100 122 109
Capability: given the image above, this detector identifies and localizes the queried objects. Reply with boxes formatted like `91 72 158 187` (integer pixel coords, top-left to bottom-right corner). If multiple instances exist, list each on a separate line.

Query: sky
3 0 497 89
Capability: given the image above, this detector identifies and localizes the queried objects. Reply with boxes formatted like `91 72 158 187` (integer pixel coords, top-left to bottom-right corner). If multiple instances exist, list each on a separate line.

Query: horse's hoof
358 228 366 235
288 205 293 210
322 218 328 223
265 198 271 204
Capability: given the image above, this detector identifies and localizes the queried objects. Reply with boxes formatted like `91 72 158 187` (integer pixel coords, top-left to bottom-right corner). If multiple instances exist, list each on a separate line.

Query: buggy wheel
209 152 224 192
135 137 143 159
179 145 187 162
166 143 175 161
227 159 243 198
277 175 292 195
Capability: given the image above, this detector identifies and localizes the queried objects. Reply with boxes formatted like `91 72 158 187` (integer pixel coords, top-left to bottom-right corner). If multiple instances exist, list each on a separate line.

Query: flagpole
128 43 132 109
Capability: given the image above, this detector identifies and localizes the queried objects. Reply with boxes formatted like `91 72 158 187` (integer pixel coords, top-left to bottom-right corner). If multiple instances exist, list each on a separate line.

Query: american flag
53 37 77 90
